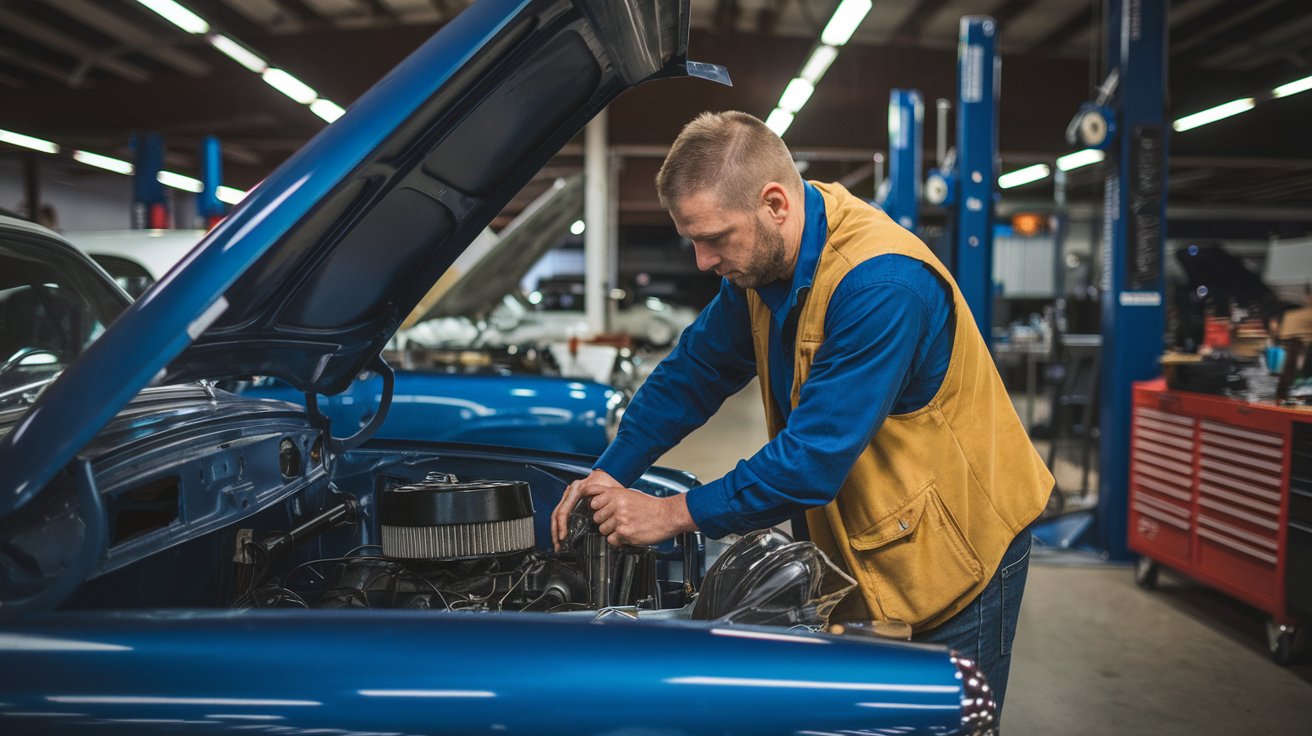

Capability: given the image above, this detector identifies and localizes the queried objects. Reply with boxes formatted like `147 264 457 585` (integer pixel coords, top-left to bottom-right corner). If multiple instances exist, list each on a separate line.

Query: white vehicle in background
62 228 208 298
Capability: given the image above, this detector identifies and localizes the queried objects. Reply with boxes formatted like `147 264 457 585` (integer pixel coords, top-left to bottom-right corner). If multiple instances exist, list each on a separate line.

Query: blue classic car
240 368 621 455
0 2 996 734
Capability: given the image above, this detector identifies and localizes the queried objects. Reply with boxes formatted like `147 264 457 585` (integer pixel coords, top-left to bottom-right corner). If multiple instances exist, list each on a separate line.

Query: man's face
669 188 789 289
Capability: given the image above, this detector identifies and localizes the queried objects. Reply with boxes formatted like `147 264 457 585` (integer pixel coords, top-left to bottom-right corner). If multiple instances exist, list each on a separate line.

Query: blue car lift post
197 135 227 229
929 16 998 347
1031 0 1168 555
131 132 168 229
880 89 923 233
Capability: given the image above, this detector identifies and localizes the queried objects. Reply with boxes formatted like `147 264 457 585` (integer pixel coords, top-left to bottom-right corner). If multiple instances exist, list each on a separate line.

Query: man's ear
759 181 791 223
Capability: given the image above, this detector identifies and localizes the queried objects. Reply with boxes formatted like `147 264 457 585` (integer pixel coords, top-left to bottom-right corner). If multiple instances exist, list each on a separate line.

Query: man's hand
551 469 697 549
552 469 623 551
586 484 696 547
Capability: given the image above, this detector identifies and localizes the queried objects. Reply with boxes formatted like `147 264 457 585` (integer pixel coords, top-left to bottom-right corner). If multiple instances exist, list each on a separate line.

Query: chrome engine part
380 473 534 559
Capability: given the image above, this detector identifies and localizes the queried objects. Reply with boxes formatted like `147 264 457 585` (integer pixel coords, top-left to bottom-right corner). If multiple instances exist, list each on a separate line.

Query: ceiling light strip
73 150 135 175
0 129 59 154
1273 74 1312 99
998 164 1051 189
765 0 871 138
821 0 874 46
1172 97 1255 132
1055 148 1104 171
136 0 209 34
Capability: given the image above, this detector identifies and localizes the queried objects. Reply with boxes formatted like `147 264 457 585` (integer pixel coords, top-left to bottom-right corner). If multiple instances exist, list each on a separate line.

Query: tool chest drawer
1129 380 1310 623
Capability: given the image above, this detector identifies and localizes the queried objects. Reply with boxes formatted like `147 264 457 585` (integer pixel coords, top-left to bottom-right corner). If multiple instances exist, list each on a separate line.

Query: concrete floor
654 378 1312 734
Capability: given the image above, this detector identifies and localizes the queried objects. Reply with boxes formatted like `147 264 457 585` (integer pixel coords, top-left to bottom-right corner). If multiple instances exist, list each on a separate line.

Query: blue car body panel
241 372 615 455
0 612 965 736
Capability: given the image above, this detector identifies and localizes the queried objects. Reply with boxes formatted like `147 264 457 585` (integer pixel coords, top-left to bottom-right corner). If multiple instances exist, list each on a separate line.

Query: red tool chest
1129 378 1310 663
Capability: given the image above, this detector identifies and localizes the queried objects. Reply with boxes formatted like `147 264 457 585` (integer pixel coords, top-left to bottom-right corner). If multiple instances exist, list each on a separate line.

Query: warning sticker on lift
1119 291 1162 307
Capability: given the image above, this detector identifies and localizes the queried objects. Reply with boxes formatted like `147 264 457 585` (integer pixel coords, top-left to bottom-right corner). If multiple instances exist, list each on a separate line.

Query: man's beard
728 215 790 289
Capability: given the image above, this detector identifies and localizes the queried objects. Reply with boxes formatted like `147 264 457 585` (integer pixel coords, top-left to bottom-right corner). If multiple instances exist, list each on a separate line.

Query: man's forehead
671 189 739 233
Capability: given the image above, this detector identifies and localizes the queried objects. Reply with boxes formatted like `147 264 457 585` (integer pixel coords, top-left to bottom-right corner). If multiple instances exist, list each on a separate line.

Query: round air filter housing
381 474 535 559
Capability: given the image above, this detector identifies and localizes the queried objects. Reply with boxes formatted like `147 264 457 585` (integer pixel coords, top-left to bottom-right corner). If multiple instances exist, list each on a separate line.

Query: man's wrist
662 494 697 538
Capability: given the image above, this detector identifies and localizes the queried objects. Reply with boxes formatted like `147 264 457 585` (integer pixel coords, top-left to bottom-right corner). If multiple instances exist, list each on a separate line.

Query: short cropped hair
656 111 803 213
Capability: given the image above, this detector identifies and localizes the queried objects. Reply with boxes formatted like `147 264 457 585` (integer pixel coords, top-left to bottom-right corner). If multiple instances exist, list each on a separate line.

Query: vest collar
754 180 827 317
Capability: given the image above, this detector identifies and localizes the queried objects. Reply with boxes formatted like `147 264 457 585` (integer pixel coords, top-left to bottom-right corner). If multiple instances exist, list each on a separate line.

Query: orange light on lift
1011 213 1045 237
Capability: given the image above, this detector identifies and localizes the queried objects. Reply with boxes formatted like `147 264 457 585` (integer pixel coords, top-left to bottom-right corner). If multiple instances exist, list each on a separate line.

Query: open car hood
0 0 726 510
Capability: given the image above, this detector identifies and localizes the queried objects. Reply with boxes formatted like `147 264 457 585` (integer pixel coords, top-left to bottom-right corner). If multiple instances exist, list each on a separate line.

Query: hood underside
0 0 727 513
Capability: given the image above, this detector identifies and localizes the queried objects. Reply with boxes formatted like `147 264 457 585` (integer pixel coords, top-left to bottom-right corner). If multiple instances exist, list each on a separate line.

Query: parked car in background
0 2 997 734
402 175 698 350
65 220 628 456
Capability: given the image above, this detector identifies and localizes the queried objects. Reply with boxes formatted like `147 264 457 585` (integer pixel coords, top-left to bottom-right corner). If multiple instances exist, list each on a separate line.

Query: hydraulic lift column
954 17 999 346
882 89 923 232
132 132 168 229
197 135 226 229
1095 0 1169 559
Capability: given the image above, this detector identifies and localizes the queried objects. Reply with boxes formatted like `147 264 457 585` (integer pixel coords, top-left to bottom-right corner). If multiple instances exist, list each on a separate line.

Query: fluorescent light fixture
209 34 266 73
820 0 872 46
799 45 839 85
157 171 204 193
0 129 59 154
216 186 247 205
998 164 1051 189
1273 75 1312 99
570 219 586 235
310 99 345 123
262 68 317 105
778 78 815 114
73 150 134 175
136 0 209 34
764 108 795 137
1056 149 1105 171
1172 97 1254 132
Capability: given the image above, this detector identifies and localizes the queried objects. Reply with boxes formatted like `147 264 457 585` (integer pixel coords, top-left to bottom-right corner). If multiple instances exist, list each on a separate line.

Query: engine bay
228 469 854 626
234 472 674 613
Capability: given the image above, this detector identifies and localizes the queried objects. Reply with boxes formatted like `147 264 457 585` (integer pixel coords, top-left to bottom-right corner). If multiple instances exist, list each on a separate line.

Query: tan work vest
745 181 1054 632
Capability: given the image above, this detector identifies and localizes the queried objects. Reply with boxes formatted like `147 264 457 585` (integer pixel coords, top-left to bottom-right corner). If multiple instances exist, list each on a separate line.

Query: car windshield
0 230 129 415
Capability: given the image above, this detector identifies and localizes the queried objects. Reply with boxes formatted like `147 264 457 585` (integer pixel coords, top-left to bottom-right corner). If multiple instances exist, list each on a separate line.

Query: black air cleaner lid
381 479 533 527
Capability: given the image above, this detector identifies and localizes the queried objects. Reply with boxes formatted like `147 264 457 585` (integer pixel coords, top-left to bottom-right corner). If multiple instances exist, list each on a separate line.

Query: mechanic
550 110 1053 713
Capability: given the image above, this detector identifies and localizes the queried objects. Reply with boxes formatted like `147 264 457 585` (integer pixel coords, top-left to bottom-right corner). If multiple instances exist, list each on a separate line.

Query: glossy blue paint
241 372 615 455
0 0 693 515
953 17 999 346
884 89 923 232
1096 0 1168 560
0 611 965 735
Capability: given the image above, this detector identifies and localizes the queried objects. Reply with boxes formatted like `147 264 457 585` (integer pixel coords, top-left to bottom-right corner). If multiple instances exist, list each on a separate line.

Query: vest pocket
847 481 984 627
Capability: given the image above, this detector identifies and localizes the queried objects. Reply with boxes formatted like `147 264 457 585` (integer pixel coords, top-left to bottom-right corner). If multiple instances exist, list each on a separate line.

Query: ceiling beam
1026 2 1098 55
0 8 152 83
1173 0 1296 61
48 0 212 77
889 0 954 44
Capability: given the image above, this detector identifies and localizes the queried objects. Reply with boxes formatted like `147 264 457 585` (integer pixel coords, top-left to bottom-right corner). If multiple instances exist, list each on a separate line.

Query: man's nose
693 244 719 272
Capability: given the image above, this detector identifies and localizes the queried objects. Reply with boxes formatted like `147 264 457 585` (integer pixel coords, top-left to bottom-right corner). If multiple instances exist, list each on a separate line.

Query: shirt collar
755 180 827 317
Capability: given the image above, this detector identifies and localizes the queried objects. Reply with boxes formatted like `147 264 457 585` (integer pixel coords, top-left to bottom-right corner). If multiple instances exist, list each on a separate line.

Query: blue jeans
912 526 1032 721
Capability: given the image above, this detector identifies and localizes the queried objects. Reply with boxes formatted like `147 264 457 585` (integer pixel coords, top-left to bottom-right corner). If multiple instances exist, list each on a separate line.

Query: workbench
1129 378 1310 663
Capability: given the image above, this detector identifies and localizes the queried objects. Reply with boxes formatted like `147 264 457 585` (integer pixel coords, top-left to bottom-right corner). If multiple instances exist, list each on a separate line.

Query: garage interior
3 0 1312 733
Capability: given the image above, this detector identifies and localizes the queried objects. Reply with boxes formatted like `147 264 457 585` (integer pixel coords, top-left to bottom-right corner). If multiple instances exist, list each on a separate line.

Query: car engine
233 472 669 613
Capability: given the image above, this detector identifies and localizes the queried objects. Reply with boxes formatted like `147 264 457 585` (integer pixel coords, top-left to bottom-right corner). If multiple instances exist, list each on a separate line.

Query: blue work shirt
595 183 955 539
